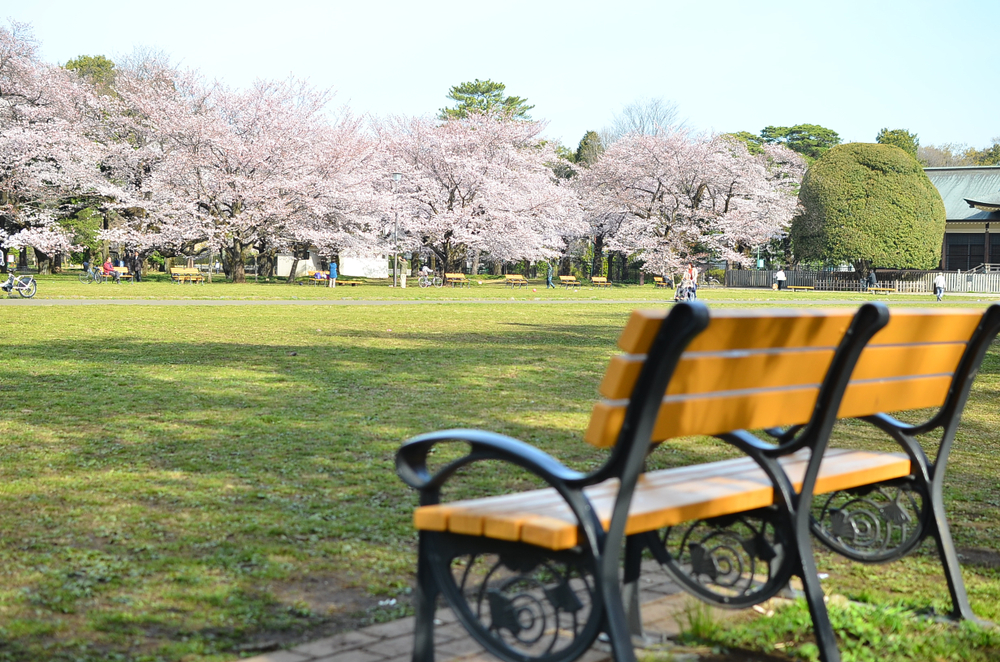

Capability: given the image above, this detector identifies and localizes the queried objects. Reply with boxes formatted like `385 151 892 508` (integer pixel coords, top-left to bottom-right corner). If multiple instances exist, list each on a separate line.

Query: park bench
397 301 1000 662
591 276 612 288
445 273 471 288
868 286 896 295
505 275 528 288
559 275 581 288
112 266 133 282
170 267 204 284
307 270 329 284
653 276 671 288
787 285 814 292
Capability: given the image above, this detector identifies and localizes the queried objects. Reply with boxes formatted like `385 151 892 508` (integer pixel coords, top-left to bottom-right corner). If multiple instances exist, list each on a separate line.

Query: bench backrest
592 277 608 283
445 273 466 279
113 267 129 274
506 275 526 281
559 276 577 282
585 306 992 449
653 277 664 282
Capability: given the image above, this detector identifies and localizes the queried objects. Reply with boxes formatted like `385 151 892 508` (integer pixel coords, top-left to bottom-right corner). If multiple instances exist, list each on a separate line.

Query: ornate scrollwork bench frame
397 302 1000 662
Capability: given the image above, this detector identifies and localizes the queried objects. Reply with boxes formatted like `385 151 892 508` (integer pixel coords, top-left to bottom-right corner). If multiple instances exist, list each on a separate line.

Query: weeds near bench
673 598 1000 661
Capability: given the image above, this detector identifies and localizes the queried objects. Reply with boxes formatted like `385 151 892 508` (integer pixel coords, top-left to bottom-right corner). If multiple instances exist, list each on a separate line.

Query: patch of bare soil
231 574 385 654
957 547 1000 569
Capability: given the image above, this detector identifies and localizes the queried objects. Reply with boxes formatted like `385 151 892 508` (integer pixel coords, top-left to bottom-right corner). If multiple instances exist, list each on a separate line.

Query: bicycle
1 270 36 298
418 274 443 288
79 264 99 283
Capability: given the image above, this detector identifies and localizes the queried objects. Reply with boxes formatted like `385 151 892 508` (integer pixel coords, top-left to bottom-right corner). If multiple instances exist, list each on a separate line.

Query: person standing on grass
934 272 947 301
775 267 787 290
686 263 698 298
327 261 337 288
546 261 555 288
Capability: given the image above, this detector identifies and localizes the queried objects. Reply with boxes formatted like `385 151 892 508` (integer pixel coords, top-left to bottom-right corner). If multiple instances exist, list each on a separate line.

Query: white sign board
341 252 388 278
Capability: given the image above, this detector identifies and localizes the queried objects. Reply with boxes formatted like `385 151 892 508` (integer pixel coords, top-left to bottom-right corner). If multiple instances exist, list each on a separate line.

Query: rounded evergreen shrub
790 143 945 271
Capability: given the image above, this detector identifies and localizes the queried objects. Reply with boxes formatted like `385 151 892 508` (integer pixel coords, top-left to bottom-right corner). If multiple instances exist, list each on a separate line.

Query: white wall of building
276 251 322 278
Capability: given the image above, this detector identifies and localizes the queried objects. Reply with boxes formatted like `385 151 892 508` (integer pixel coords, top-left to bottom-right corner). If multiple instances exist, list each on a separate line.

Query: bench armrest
396 428 587 501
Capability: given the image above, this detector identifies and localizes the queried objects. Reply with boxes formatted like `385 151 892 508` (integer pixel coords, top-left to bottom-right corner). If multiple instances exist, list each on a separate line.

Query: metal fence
725 269 1000 294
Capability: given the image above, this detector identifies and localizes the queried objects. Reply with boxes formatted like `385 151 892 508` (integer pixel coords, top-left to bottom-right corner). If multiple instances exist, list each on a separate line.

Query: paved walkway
239 562 693 662
0 297 982 307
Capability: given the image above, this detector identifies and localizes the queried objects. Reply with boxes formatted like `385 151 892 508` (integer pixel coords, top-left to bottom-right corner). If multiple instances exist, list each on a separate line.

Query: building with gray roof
924 166 1000 270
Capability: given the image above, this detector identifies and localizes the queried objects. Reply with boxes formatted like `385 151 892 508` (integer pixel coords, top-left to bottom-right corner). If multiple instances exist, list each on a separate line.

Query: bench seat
414 448 910 550
559 275 581 287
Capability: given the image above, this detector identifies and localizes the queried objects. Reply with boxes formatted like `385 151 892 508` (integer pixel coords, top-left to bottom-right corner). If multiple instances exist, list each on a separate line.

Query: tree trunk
35 249 52 275
470 249 481 276
592 234 604 277
227 241 247 284
258 250 275 279
286 257 300 284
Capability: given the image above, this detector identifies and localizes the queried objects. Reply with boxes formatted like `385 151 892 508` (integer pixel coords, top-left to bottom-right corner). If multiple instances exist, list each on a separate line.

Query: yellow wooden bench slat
618 309 857 355
598 342 966 402
587 309 980 448
414 448 911 550
868 309 981 345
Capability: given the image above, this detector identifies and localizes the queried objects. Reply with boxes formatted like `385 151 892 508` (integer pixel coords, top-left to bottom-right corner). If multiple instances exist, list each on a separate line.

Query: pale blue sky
8 0 1000 149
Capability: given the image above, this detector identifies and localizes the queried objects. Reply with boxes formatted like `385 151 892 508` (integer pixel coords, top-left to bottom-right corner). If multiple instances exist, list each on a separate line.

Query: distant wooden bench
397 302 1000 662
505 275 528 288
559 275 581 288
169 267 204 284
111 266 133 282
869 287 896 295
591 276 612 288
444 272 470 288
653 276 671 288
787 285 814 292
307 270 329 284
336 280 364 287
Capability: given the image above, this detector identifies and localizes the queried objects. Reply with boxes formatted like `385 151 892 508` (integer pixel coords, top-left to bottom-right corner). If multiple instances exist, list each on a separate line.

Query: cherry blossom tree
0 21 110 271
375 114 584 272
100 62 380 282
575 129 804 275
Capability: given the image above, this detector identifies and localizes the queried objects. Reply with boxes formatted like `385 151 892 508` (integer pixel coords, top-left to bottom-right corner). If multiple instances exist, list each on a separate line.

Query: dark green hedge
790 143 945 269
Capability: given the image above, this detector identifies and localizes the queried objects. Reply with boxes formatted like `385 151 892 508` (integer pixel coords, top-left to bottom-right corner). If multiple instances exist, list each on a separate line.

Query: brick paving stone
291 631 380 658
434 636 486 658
309 648 384 662
237 651 311 662
432 608 458 624
577 649 613 662
232 574 686 662
433 622 472 644
362 635 420 658
359 617 416 640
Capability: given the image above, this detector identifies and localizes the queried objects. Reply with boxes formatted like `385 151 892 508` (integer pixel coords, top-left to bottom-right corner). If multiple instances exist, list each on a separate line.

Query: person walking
775 267 787 290
686 263 699 298
546 261 555 288
934 272 947 301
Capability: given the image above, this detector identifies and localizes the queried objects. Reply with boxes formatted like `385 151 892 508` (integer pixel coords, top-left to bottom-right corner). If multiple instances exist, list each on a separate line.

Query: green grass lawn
0 291 998 661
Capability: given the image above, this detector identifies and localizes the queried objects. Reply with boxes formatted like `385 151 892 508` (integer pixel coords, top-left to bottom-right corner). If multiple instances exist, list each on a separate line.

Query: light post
392 172 402 287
